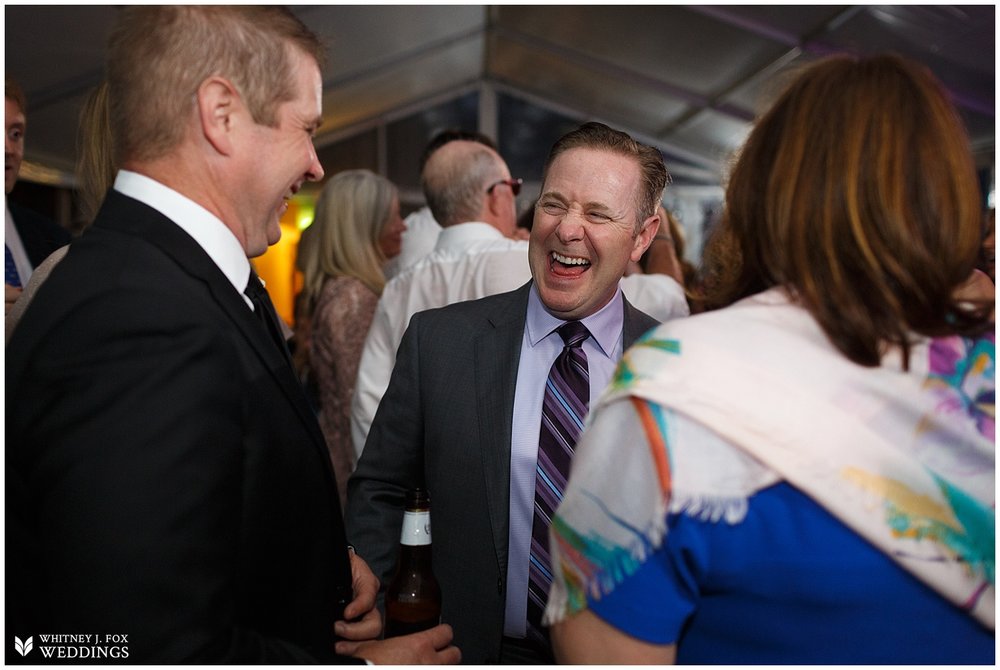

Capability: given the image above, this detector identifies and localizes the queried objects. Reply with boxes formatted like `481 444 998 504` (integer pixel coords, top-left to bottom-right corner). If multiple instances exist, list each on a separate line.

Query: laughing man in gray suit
346 122 670 664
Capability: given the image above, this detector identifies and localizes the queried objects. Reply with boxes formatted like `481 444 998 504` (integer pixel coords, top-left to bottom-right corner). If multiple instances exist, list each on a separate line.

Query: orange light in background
253 195 315 327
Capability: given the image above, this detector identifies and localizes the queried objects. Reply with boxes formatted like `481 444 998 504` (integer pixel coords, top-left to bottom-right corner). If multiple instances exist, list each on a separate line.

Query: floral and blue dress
545 288 994 663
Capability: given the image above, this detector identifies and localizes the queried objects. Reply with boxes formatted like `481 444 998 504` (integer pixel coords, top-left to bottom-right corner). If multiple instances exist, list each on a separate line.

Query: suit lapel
621 298 658 348
474 282 531 574
471 286 654 573
95 192 327 452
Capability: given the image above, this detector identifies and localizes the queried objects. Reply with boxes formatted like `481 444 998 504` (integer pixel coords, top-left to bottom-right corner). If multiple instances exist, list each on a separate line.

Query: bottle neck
397 542 434 570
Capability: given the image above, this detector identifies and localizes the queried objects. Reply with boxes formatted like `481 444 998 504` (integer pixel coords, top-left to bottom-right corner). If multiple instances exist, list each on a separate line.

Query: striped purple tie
527 320 590 643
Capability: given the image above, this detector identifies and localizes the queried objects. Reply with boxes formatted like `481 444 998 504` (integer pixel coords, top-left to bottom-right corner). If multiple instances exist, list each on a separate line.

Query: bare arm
551 609 676 665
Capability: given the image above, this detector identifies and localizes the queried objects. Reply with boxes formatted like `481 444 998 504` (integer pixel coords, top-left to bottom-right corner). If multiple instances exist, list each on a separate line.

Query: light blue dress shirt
503 282 625 637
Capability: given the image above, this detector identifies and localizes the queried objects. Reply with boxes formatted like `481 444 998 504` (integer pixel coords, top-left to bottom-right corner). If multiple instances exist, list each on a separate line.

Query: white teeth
552 251 590 266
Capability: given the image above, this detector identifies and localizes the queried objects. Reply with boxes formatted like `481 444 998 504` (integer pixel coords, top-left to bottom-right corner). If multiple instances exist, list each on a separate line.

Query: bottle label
399 510 432 546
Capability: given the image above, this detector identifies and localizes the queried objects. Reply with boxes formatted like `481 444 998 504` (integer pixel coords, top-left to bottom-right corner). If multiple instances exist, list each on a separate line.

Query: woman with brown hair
546 54 994 663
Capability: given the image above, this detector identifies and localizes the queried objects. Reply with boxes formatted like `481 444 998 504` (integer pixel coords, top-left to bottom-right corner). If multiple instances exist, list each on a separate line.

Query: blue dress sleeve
586 510 701 645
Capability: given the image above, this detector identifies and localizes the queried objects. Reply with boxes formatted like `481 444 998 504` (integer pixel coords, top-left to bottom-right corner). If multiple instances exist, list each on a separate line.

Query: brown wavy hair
699 54 990 368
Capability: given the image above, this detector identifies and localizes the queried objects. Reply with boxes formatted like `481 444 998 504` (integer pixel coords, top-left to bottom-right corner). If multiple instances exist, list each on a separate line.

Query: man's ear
197 76 240 156
631 212 661 262
485 186 504 218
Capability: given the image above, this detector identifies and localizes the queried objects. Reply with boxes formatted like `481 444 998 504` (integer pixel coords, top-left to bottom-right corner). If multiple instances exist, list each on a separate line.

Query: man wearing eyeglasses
349 139 533 456
347 122 672 664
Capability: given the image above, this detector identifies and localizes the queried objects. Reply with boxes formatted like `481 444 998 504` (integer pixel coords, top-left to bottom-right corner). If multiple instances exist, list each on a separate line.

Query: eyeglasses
486 178 523 197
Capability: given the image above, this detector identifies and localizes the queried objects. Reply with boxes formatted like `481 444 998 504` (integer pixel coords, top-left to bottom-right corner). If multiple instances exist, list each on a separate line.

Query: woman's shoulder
316 275 375 303
651 288 800 331
312 275 378 320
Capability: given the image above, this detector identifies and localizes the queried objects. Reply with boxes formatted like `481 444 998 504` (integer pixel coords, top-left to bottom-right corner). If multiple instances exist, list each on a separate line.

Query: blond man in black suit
7 7 458 664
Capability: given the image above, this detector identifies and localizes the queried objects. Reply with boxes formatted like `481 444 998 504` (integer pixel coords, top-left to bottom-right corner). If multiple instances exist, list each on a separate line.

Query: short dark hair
542 122 668 228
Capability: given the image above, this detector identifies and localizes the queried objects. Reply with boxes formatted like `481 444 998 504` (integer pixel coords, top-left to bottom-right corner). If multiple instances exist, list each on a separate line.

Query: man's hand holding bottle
333 545 460 664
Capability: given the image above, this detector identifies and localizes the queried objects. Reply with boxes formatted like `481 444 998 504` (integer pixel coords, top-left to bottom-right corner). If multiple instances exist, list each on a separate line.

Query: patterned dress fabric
311 276 379 511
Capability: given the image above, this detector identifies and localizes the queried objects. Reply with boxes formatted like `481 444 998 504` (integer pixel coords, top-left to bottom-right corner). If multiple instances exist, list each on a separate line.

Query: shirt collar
113 170 251 295
434 222 504 252
525 281 624 360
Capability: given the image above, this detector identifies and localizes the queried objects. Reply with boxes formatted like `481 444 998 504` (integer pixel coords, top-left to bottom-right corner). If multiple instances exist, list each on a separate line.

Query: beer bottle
384 488 442 637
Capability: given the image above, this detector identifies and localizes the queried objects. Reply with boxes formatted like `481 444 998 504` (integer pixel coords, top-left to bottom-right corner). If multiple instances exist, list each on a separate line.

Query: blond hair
75 81 115 224
300 170 397 310
107 6 324 163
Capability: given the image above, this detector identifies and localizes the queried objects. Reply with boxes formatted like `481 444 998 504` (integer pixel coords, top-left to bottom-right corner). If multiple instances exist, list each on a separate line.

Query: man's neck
123 152 243 251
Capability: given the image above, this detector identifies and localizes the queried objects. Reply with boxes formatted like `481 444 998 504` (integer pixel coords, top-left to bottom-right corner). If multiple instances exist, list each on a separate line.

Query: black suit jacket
6 191 360 663
8 201 71 268
345 281 659 664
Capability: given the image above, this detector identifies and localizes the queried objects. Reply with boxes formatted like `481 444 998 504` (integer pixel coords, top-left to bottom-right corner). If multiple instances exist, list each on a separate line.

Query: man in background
383 128 500 279
350 137 530 455
5 76 71 314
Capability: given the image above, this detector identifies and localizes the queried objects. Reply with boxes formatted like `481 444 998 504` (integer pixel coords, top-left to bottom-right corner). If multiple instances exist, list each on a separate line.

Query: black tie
244 270 293 365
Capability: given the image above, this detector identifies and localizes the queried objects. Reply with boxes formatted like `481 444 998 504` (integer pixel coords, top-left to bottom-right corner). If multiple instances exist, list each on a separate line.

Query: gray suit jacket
345 281 659 663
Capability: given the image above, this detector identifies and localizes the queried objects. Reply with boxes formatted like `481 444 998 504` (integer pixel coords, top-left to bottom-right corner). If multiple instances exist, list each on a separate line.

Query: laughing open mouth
551 251 591 276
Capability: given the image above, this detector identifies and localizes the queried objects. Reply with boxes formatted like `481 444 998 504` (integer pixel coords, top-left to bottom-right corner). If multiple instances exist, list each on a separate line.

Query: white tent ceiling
5 4 995 192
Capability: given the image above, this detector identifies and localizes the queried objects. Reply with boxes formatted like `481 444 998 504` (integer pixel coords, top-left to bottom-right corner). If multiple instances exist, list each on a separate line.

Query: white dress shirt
383 206 441 280
114 170 252 307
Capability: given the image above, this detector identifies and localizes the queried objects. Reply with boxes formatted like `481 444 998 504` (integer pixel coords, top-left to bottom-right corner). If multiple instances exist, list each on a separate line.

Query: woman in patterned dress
298 170 405 511
546 54 995 664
